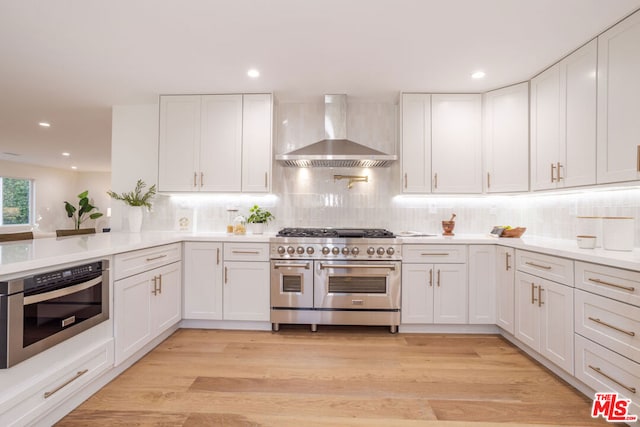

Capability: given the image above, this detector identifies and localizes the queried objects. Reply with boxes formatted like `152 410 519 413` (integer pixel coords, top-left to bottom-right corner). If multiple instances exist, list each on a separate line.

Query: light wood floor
57 327 618 427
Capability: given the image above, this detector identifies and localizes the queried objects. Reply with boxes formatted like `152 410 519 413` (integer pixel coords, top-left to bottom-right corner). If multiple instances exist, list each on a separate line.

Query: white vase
249 222 265 234
128 207 144 232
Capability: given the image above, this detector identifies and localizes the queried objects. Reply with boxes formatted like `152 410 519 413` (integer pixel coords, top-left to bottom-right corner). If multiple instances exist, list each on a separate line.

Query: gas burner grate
276 228 395 238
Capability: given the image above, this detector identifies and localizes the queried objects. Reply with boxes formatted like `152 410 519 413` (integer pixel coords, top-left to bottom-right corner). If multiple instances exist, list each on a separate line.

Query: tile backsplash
143 100 640 247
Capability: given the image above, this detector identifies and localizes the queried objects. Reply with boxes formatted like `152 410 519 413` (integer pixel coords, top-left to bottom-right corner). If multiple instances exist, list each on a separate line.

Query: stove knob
387 247 395 255
367 247 375 255
351 247 360 255
306 247 315 255
287 246 295 254
377 247 385 255
277 246 286 255
322 247 330 255
296 246 305 254
342 247 350 255
332 247 340 255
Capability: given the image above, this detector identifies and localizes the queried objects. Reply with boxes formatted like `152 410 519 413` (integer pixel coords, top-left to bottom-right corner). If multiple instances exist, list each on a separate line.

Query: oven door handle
273 263 311 269
23 276 103 305
318 263 397 271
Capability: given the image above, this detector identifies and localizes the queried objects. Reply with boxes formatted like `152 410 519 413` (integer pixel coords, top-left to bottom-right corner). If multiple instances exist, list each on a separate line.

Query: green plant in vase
246 204 274 234
107 179 156 232
64 190 104 230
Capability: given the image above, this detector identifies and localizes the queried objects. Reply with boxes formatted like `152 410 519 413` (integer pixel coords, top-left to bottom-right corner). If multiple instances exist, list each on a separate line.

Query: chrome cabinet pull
319 263 396 270
224 267 228 284
531 283 538 304
232 250 260 255
429 269 433 287
193 172 197 187
434 173 438 189
404 173 408 189
437 270 441 287
588 277 635 292
551 163 556 183
525 261 552 270
151 276 159 295
44 369 88 399
538 286 544 307
274 263 310 269
589 365 637 394
146 254 168 262
505 252 511 271
588 317 636 337
158 274 162 294
216 248 220 265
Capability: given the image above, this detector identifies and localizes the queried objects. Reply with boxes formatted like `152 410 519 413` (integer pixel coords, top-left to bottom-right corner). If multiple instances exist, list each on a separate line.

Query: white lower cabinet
223 261 270 321
183 242 223 320
401 262 467 324
495 246 515 334
114 248 182 366
468 245 496 324
515 271 574 374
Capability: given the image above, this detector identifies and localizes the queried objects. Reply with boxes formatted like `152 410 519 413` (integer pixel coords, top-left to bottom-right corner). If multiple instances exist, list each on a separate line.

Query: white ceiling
1 0 639 173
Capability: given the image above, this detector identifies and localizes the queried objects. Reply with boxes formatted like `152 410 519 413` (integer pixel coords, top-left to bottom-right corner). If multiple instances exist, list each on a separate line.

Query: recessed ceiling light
247 69 260 78
39 122 51 127
71 166 77 170
62 152 70 157
471 71 486 79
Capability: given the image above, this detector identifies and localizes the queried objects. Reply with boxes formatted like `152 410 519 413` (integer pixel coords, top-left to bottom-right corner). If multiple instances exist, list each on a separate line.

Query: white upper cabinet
483 83 529 193
401 93 432 193
597 10 640 184
530 40 597 190
158 93 272 193
432 94 483 193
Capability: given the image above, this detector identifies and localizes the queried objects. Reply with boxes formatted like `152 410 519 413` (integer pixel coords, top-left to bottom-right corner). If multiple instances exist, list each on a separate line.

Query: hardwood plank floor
57 327 620 427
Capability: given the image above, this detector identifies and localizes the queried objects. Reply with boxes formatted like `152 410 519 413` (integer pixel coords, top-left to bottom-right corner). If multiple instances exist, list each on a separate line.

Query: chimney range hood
275 94 397 168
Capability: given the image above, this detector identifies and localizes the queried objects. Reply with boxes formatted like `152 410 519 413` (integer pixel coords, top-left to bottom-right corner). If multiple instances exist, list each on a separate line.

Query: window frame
0 176 35 229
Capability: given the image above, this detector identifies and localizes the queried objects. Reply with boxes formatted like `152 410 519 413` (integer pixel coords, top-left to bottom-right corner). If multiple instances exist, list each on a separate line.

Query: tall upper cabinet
483 83 529 193
530 39 597 191
597 10 640 184
158 93 272 193
401 93 482 194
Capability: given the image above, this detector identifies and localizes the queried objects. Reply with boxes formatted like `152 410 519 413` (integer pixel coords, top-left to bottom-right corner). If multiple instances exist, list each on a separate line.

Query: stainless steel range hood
275 94 397 168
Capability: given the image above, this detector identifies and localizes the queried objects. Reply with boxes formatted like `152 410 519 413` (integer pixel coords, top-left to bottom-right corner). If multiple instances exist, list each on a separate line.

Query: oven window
23 282 103 348
328 276 387 294
282 275 302 293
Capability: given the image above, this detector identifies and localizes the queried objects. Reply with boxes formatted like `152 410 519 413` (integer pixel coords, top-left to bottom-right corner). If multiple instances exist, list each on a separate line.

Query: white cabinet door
433 263 468 324
515 272 540 350
495 246 515 334
562 39 597 188
539 279 574 375
114 271 153 365
530 64 561 191
183 242 223 320
153 261 183 334
597 10 640 184
483 83 529 193
468 245 496 324
223 261 270 321
431 94 482 193
401 94 432 193
200 94 243 192
158 96 201 192
401 263 434 324
242 94 272 193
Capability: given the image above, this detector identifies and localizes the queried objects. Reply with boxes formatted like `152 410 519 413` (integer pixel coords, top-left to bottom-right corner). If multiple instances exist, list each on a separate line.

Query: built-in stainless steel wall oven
270 228 401 333
0 260 109 368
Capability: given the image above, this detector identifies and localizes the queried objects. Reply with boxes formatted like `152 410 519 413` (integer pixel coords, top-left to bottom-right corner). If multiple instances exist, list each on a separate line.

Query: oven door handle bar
23 276 102 305
318 263 396 270
273 263 310 269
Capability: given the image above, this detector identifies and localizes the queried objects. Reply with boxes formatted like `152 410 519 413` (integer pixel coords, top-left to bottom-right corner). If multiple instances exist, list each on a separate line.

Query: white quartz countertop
1 231 638 277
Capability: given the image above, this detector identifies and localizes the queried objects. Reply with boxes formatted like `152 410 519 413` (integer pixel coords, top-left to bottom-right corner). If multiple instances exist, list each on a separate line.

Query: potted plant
107 179 156 232
246 204 274 234
64 190 103 230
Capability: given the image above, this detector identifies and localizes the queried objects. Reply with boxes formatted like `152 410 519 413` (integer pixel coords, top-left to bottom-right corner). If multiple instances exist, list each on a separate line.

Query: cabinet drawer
224 243 269 262
114 243 181 280
575 289 640 362
0 340 113 427
516 250 574 286
575 261 640 307
402 245 467 263
575 334 639 415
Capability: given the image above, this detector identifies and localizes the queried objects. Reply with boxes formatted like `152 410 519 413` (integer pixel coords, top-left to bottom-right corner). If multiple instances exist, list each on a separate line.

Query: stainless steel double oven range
270 228 401 333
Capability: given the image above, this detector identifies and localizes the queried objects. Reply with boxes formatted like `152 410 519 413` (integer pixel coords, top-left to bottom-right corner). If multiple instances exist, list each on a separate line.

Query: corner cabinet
483 83 529 193
597 9 640 184
468 245 496 324
495 246 515 334
530 40 597 190
158 93 272 193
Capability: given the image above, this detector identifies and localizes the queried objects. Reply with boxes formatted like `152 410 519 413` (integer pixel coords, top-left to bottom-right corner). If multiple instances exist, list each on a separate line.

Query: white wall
0 160 110 233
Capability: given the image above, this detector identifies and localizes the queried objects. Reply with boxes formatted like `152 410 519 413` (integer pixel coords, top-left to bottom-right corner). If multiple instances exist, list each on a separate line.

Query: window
1 177 32 225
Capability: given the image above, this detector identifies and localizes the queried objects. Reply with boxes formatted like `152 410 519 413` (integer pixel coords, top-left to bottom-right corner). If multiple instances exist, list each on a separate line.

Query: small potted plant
246 204 274 234
64 190 104 230
107 179 156 232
